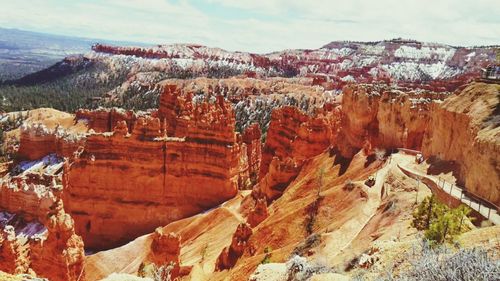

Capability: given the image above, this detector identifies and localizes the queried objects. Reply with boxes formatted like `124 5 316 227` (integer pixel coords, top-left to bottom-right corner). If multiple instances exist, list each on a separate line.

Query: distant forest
0 62 128 113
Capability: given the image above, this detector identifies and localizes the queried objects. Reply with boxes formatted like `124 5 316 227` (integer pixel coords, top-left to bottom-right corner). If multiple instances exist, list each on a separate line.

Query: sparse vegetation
354 241 500 281
138 262 174 281
395 242 498 281
285 255 333 281
317 166 325 197
343 179 356 191
304 197 323 236
260 246 273 264
374 148 386 161
200 243 209 263
234 94 321 133
292 233 321 257
412 195 472 245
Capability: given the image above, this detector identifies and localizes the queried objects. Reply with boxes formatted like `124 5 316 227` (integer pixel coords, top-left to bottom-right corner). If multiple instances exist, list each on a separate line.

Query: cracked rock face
63 85 253 250
336 84 448 158
422 82 500 206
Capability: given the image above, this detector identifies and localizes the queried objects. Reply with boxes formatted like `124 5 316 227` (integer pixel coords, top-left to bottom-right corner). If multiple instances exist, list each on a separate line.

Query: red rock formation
216 223 253 271
242 123 262 185
422 82 500 207
257 105 339 200
0 199 84 281
260 105 339 179
63 85 248 250
0 161 62 221
30 199 85 281
247 198 268 227
337 84 449 158
258 157 303 201
75 108 138 133
147 228 181 278
17 123 85 160
0 227 21 274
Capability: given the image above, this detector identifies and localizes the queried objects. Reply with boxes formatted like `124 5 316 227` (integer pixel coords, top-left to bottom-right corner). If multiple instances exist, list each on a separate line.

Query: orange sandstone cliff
64 85 259 250
257 105 339 200
422 82 500 207
337 84 449 158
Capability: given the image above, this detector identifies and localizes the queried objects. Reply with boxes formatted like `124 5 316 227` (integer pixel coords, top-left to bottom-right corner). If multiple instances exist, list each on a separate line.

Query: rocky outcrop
0 202 84 281
216 223 253 271
258 157 303 201
0 226 27 274
17 123 85 161
0 155 86 280
247 198 268 227
242 124 262 185
337 84 449 158
422 82 500 207
0 155 63 220
30 200 85 281
257 105 339 200
75 108 139 133
147 228 181 278
260 105 339 178
64 85 249 250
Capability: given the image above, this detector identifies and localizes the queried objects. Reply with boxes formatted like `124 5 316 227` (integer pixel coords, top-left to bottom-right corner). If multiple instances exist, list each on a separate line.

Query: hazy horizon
0 0 499 53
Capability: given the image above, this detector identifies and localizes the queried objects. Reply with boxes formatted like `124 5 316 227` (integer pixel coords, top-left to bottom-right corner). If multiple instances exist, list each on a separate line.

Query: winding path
397 161 499 225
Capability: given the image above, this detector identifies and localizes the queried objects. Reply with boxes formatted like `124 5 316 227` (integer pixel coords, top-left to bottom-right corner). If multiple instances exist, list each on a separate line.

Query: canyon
0 39 499 281
64 84 261 250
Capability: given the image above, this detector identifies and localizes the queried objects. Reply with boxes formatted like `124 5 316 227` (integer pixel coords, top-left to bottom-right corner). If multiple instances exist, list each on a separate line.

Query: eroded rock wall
17 123 85 161
0 197 84 281
337 84 448 158
422 82 500 206
75 108 140 133
64 85 248 250
257 105 339 200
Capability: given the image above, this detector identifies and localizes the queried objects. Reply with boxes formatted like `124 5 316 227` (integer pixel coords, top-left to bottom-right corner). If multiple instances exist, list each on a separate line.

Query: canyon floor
0 42 499 281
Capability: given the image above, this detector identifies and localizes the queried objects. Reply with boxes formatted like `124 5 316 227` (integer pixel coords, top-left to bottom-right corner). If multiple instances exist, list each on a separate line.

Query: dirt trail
398 163 500 225
319 152 414 263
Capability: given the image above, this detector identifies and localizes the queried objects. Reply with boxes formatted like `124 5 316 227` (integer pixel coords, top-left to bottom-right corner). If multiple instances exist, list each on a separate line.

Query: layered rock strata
257 105 339 200
17 123 85 161
64 85 252 250
0 154 83 281
75 108 140 133
337 84 449 158
30 200 85 281
422 82 500 207
147 228 181 279
0 202 84 281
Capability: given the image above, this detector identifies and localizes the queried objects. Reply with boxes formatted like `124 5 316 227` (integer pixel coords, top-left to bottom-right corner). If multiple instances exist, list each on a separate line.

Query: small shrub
412 195 443 230
137 262 174 281
261 246 272 264
398 243 500 281
292 234 321 257
200 243 209 263
343 179 356 191
304 197 323 235
285 255 332 281
412 195 472 244
152 262 174 281
354 242 500 281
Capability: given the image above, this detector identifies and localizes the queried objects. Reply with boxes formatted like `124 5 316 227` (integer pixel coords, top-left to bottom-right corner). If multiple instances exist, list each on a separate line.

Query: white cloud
0 0 498 53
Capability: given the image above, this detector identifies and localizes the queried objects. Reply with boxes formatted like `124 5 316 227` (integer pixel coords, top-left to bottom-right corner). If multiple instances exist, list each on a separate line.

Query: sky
0 0 499 53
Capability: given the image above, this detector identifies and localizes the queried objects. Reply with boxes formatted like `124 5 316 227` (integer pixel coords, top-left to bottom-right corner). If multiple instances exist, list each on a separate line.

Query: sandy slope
87 150 426 280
